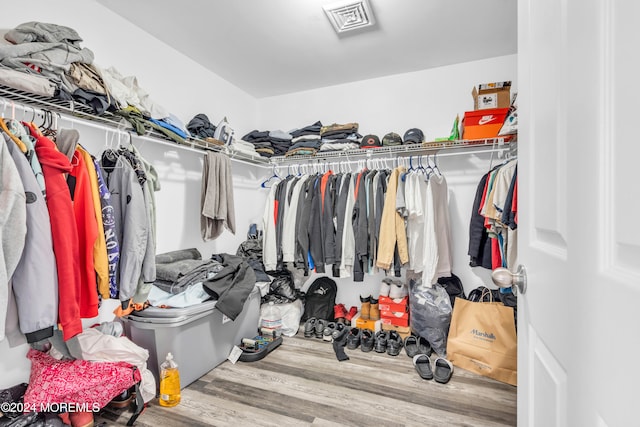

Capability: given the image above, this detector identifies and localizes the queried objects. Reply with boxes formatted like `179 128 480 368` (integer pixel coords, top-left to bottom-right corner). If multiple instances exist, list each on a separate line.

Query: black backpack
301 277 337 322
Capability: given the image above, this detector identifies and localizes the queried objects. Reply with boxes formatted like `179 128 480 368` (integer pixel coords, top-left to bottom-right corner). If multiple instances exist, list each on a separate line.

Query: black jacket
352 172 369 282
468 173 492 269
203 254 256 320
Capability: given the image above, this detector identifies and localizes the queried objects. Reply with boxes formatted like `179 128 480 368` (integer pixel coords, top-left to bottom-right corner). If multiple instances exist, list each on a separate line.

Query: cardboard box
378 296 409 313
382 323 412 340
355 316 381 332
462 108 510 140
380 311 410 327
472 81 512 110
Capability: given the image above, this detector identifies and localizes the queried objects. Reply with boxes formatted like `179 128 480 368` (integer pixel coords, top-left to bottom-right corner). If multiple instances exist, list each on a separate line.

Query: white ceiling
97 0 517 98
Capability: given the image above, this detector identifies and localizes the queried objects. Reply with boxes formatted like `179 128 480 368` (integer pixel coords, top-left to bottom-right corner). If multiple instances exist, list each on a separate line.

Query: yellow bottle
159 352 181 407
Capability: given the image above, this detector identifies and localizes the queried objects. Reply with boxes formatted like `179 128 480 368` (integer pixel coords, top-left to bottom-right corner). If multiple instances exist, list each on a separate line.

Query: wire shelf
0 85 270 165
0 84 515 167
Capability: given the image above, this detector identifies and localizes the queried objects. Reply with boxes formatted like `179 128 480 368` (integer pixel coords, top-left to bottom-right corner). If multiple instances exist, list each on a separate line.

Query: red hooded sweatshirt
28 124 82 341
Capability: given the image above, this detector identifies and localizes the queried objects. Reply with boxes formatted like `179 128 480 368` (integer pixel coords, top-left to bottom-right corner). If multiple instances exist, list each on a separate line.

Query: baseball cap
360 134 381 148
403 128 424 144
382 132 403 146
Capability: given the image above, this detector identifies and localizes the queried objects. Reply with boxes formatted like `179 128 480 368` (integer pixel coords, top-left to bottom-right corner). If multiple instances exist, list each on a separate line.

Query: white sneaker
379 281 391 297
389 283 408 299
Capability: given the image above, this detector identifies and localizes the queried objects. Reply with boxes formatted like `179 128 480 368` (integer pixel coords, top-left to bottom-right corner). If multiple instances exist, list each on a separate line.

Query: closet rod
270 145 512 167
0 93 270 167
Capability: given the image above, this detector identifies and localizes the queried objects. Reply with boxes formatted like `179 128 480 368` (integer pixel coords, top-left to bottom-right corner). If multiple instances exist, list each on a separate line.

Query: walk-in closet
1 1 637 427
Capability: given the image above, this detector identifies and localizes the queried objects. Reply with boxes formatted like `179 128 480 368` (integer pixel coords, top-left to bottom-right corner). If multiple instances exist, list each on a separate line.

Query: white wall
257 54 518 306
257 55 516 139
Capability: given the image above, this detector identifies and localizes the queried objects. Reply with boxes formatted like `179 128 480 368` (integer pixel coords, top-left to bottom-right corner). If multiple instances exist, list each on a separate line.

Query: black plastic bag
262 270 299 304
437 273 466 308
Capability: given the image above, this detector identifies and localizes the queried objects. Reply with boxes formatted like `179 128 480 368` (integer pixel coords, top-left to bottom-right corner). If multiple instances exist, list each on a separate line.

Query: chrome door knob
492 265 527 294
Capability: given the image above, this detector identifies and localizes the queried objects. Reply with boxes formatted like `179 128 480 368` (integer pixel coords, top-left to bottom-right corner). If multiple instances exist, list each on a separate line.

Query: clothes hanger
425 155 435 179
432 153 442 176
260 164 280 188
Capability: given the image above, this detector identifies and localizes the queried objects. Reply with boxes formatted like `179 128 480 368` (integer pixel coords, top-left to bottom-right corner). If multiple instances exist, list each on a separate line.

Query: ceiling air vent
323 0 376 34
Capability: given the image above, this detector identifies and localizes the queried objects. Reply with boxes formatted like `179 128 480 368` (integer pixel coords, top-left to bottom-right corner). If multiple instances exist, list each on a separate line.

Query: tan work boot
360 295 371 320
369 297 380 321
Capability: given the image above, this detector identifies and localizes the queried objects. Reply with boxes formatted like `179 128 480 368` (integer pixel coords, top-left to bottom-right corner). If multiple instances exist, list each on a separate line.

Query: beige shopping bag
446 296 517 386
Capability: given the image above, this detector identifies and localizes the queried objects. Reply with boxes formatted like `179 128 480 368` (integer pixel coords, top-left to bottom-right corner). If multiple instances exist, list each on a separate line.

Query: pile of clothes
318 122 361 152
0 21 189 142
241 129 293 157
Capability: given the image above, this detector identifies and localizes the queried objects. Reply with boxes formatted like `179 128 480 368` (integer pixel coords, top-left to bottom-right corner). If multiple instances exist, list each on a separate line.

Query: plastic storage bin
122 287 260 389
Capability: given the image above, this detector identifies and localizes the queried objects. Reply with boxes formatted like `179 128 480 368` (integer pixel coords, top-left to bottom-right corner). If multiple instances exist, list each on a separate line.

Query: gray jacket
130 145 159 304
5 134 57 343
100 152 149 304
0 136 27 342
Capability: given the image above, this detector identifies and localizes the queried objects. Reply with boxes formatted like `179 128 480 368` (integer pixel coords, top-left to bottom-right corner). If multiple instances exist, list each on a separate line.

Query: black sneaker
374 330 388 353
386 331 404 356
346 327 362 350
323 322 337 342
360 329 375 352
315 319 326 339
303 317 317 338
332 322 348 341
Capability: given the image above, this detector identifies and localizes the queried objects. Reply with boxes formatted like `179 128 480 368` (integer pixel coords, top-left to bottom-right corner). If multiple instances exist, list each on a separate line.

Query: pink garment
23 349 140 410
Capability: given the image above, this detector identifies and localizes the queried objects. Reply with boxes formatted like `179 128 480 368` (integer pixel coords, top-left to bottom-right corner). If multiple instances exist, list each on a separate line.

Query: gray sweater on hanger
5 133 55 344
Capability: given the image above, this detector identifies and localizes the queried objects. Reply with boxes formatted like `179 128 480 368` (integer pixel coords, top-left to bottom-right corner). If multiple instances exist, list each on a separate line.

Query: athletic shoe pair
379 278 408 299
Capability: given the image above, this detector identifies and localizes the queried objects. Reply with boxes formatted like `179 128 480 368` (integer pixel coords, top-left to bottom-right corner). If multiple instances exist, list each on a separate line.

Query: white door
519 0 640 425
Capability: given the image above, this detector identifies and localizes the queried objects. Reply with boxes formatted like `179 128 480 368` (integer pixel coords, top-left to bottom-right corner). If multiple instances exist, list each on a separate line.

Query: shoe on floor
360 328 375 352
374 330 388 353
417 336 432 357
386 331 404 356
323 322 337 342
332 322 348 341
303 317 317 338
346 327 362 350
315 319 326 339
413 354 433 380
433 357 454 384
404 335 420 358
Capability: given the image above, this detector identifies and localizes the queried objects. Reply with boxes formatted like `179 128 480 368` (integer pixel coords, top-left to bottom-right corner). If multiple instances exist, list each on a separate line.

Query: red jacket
29 124 82 341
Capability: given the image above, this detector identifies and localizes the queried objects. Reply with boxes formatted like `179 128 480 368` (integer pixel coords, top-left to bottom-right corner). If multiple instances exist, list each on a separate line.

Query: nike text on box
472 81 512 110
462 108 510 140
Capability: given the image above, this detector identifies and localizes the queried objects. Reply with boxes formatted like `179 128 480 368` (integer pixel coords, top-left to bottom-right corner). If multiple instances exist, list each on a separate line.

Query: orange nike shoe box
380 311 410 327
462 108 510 140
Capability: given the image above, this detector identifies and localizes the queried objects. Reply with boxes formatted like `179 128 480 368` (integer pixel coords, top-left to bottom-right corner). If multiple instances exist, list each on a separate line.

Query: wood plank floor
96 330 516 427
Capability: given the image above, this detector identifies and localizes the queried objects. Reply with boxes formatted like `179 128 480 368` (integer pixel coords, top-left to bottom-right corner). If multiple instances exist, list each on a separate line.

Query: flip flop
412 354 433 380
433 357 454 384
404 335 420 357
